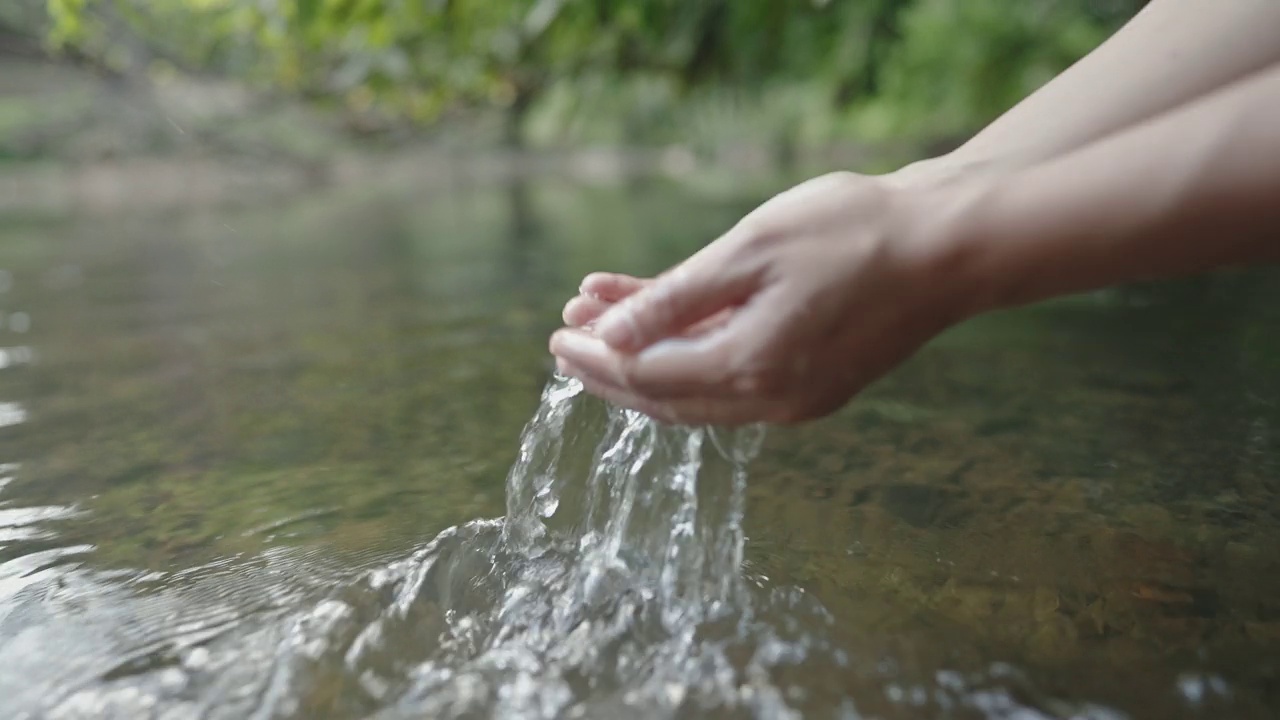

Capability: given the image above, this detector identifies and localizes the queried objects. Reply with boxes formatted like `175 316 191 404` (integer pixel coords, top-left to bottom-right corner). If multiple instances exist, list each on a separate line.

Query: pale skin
549 0 1280 426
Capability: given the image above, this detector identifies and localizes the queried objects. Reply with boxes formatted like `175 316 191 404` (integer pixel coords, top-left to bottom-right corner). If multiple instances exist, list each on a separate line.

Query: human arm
945 60 1280 315
562 0 1280 323
549 61 1280 426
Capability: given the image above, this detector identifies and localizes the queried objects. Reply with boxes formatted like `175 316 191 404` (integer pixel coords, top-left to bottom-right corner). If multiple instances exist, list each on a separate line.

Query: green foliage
856 0 1127 140
40 0 1145 146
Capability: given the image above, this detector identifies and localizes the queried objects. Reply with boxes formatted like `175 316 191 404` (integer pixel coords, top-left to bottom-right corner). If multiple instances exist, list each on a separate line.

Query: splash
340 374 844 719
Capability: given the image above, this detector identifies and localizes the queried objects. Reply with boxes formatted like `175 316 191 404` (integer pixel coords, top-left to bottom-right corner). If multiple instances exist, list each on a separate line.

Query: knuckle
633 283 678 325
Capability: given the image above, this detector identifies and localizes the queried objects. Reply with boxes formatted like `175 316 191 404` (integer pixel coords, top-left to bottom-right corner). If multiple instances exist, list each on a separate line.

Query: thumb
592 251 759 352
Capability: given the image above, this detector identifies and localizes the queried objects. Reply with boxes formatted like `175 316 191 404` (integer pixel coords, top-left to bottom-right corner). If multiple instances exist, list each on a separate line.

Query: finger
684 308 735 338
592 242 760 352
563 295 734 334
622 290 796 398
549 328 628 386
562 295 611 327
553 307 774 402
579 273 650 302
557 358 774 427
550 327 734 399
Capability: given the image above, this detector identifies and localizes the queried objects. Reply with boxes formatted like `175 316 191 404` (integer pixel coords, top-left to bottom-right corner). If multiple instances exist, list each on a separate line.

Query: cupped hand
562 273 650 328
550 170 978 426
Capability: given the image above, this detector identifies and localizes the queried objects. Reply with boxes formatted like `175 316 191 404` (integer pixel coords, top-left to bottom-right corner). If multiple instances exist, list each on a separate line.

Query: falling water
339 373 847 720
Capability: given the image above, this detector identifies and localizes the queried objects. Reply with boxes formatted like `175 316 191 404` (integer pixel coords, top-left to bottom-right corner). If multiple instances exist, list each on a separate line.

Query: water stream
334 373 842 719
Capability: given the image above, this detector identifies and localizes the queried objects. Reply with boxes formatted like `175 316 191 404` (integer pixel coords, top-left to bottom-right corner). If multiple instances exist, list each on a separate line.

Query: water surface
0 174 1278 718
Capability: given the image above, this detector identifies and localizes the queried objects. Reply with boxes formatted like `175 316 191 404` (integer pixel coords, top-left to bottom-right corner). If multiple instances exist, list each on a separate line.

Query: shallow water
0 174 1278 718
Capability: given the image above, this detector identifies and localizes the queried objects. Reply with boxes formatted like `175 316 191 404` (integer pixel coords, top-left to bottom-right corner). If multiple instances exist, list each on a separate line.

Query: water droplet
1177 673 1232 705
534 486 558 518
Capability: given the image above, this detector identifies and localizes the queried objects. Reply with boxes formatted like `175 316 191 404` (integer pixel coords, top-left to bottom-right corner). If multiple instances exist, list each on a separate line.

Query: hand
562 273 733 335
558 156 979 329
549 170 979 426
561 273 650 329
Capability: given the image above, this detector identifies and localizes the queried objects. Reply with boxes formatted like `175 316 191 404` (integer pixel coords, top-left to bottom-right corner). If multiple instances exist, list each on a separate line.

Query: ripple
0 377 1168 719
0 504 82 543
0 346 36 369
0 402 26 428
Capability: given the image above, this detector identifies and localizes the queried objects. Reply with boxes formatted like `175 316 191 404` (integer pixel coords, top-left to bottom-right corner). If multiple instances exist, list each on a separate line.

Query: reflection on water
0 402 25 428
0 175 1277 718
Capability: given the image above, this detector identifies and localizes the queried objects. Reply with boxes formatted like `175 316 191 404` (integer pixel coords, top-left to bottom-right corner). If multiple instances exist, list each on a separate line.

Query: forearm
947 0 1280 170
942 61 1280 315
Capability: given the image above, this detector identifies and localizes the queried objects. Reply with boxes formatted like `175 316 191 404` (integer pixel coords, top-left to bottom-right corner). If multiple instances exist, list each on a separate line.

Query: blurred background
2 0 1147 211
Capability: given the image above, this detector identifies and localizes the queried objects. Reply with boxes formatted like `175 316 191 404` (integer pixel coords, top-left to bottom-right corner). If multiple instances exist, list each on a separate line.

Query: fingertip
578 273 615 298
580 272 646 302
550 327 606 363
562 295 606 326
548 327 570 355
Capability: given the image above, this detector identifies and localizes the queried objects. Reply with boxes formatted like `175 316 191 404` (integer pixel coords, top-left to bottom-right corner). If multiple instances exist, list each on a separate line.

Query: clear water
0 173 1278 718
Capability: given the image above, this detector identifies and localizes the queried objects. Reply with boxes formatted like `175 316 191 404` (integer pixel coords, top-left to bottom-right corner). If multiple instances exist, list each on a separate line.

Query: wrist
883 153 967 190
887 143 1051 192
889 170 1010 324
